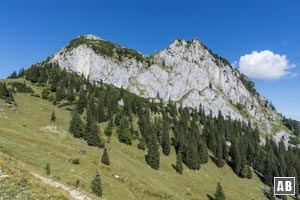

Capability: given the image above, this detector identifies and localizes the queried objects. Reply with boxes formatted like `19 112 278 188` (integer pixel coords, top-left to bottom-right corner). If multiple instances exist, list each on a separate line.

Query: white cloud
238 50 295 80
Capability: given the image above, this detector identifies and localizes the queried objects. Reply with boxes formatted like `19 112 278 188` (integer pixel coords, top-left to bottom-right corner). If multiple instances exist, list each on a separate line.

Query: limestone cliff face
50 35 281 133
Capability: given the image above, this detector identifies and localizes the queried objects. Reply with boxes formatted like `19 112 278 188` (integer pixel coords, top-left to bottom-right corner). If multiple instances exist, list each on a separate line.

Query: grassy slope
0 80 269 200
0 152 71 200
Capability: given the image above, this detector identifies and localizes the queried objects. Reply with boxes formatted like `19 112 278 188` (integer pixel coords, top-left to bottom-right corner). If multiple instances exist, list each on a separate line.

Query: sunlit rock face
50 35 281 133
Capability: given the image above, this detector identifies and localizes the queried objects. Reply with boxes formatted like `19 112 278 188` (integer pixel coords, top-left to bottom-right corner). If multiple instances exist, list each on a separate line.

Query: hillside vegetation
0 81 267 200
0 64 298 200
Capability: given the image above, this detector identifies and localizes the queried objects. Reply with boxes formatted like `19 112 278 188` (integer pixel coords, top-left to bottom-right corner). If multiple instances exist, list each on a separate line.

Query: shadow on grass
253 169 265 183
206 194 214 200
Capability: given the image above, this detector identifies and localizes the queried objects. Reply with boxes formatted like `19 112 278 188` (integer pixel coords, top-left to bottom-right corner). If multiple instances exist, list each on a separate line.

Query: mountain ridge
49 34 283 134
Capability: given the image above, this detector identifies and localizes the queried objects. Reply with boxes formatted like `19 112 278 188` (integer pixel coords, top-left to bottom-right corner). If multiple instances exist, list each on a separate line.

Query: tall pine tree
91 171 102 197
175 152 183 174
83 100 103 147
215 137 225 167
145 128 160 170
69 108 84 138
101 148 110 165
199 139 209 164
215 182 225 200
230 139 241 175
161 117 171 156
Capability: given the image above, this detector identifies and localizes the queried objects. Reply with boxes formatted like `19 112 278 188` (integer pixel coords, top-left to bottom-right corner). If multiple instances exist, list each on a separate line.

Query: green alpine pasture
0 79 270 200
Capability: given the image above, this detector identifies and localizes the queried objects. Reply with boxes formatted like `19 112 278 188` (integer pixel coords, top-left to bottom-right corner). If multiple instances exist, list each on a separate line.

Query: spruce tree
230 139 241 175
8 70 17 79
145 131 160 170
83 105 103 147
69 108 84 138
161 118 170 156
55 85 65 102
184 114 200 170
222 141 229 161
246 166 253 179
215 138 224 167
119 128 133 145
215 182 225 200
91 171 102 197
104 123 113 137
66 87 75 102
87 122 103 147
185 139 200 170
45 162 50 175
263 151 275 185
241 165 252 179
41 89 49 99
101 148 110 165
97 99 106 123
138 137 146 150
199 139 209 164
51 110 56 122
77 90 87 114
175 152 183 174
0 82 14 103
75 179 80 188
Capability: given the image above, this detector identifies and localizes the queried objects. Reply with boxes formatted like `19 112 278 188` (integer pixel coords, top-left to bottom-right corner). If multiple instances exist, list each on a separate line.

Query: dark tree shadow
171 164 177 171
253 169 265 183
209 155 216 163
171 164 182 175
206 194 214 200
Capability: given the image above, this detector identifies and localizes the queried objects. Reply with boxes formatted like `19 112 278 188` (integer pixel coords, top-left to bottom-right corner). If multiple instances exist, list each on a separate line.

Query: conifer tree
66 87 75 102
145 131 160 170
8 70 17 79
91 171 102 197
263 151 275 185
77 89 87 114
104 123 113 137
83 105 103 147
51 110 56 122
119 128 133 145
199 139 209 164
246 166 253 179
55 84 65 102
75 179 80 188
45 162 50 175
69 108 84 138
185 139 200 170
41 89 49 99
138 137 146 150
222 141 229 161
215 138 224 167
161 118 170 156
0 82 14 103
97 98 106 123
175 152 183 174
101 148 110 165
215 182 225 200
241 165 252 178
0 82 9 98
230 139 241 175
117 115 133 144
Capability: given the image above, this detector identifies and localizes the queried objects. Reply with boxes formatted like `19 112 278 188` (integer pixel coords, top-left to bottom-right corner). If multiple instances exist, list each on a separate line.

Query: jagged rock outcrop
50 34 282 133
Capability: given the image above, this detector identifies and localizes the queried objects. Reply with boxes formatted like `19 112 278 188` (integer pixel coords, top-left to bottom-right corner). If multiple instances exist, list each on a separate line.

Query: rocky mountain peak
49 34 283 134
81 34 102 40
166 38 205 54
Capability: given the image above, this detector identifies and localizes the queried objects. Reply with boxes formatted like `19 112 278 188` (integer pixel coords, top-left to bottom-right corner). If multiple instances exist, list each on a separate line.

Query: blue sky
0 0 299 120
